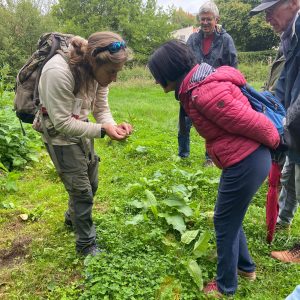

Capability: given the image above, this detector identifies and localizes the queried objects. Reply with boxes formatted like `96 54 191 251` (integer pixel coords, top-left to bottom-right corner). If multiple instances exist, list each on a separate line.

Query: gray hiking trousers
277 156 300 225
46 140 99 251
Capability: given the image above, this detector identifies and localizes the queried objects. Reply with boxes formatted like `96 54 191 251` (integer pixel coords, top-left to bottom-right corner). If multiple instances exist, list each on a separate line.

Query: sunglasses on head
92 41 126 57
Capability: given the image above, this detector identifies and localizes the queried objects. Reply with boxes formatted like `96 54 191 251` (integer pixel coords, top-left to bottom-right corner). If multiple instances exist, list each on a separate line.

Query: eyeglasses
200 17 214 23
92 41 126 56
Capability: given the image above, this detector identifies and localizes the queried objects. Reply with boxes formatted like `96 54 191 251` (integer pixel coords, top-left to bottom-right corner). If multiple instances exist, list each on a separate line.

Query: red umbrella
266 161 281 244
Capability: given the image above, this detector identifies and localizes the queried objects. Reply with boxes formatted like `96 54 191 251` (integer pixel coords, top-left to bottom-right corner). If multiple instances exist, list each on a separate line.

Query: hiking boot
238 269 257 281
271 244 300 263
203 280 222 298
203 159 215 167
77 244 103 257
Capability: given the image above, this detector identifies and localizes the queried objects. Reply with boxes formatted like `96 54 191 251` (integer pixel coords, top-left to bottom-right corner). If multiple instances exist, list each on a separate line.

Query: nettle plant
0 91 41 192
126 166 219 290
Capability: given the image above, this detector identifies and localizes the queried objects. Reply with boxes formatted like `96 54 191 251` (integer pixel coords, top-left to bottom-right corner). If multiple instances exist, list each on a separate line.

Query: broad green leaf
26 153 39 162
176 205 193 217
5 181 18 192
193 231 211 258
153 170 163 178
150 205 158 219
187 259 203 290
145 189 157 205
5 136 11 144
181 230 200 244
164 214 186 234
163 196 186 207
171 184 188 195
130 200 145 209
126 183 143 192
136 146 148 153
125 214 144 225
145 189 158 219
12 157 26 167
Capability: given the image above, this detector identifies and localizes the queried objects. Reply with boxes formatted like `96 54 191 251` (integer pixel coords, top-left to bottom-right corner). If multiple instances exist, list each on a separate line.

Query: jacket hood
179 64 246 95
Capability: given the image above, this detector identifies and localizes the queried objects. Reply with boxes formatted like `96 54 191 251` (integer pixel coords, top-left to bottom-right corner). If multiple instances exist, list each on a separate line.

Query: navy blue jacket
276 14 300 163
187 27 238 68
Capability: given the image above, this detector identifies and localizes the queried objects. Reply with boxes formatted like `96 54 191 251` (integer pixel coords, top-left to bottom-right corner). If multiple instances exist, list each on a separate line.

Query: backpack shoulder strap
33 34 62 105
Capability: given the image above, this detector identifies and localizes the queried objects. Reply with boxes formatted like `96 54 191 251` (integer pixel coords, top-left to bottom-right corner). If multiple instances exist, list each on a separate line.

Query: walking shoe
203 280 222 298
238 269 257 281
77 244 104 257
271 244 300 263
203 159 215 167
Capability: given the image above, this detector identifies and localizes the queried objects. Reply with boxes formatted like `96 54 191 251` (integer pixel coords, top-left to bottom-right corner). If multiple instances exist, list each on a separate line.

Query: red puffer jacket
179 65 280 169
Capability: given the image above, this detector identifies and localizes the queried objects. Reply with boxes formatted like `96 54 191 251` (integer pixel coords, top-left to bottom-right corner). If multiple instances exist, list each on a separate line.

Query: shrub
0 105 41 171
238 50 277 64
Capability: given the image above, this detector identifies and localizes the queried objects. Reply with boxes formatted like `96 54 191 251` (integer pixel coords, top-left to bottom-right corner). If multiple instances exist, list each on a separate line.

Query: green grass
0 72 300 299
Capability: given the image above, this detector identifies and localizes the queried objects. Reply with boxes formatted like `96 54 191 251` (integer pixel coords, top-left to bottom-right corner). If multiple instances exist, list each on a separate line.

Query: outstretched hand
117 122 133 135
102 123 133 140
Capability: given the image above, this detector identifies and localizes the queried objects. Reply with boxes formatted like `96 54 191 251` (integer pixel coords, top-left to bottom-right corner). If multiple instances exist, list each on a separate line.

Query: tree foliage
216 0 279 51
0 0 282 80
171 8 197 30
51 0 174 63
0 0 56 77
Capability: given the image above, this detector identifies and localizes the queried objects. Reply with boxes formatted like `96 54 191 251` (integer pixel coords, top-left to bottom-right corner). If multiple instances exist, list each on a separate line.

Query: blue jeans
277 156 300 225
177 105 210 159
178 106 192 157
214 145 271 294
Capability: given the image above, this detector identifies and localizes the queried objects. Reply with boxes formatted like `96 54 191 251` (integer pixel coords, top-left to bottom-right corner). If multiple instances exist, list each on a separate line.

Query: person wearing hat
250 0 300 264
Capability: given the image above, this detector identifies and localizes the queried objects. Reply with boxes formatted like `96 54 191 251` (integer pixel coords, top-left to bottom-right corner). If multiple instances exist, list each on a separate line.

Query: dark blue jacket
187 27 238 68
276 14 300 163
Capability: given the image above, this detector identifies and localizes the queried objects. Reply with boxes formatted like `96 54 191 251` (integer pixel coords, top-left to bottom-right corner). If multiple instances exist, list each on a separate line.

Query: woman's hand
101 123 132 140
117 122 133 135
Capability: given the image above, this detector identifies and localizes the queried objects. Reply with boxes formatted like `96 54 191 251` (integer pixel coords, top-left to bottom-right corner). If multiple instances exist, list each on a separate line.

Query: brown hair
68 31 130 93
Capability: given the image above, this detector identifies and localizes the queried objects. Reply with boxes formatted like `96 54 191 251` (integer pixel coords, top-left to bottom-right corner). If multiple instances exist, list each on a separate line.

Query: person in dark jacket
250 0 300 264
178 0 238 166
148 40 279 297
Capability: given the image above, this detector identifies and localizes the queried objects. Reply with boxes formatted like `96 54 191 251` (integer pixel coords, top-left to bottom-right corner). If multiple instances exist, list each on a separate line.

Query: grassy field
0 68 300 299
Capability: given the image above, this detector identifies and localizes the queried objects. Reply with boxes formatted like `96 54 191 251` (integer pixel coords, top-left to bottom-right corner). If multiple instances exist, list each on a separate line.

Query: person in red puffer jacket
148 40 280 297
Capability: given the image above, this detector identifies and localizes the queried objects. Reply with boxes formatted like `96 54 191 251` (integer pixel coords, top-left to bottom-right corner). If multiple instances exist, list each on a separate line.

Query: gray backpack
14 32 74 124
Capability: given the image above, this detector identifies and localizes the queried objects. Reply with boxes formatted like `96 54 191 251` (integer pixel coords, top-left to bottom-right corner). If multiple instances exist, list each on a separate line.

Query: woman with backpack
38 31 132 257
148 40 280 297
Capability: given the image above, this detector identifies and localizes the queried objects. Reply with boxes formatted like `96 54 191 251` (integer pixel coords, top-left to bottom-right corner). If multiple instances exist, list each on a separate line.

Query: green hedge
238 50 277 64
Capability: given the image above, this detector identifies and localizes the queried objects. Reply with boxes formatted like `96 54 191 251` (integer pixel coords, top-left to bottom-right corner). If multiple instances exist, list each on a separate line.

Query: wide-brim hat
249 0 281 16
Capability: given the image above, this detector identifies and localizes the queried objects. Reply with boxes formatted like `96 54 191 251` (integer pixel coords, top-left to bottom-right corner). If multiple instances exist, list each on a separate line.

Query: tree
171 8 197 30
0 0 57 78
216 0 279 51
51 0 174 63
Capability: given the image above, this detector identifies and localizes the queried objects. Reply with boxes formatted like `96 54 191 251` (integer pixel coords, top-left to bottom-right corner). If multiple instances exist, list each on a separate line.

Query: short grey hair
198 1 219 18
